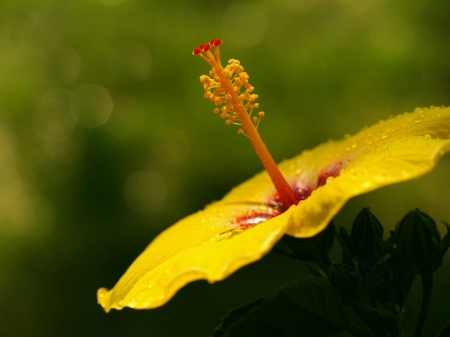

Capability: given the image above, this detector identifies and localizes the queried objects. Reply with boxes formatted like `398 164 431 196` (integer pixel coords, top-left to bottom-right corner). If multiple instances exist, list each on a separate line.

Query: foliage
212 209 450 337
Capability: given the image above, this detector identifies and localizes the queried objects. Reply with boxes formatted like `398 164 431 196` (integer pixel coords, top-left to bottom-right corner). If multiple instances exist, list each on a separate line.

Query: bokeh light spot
110 41 152 85
70 84 113 128
151 129 190 168
124 171 167 215
42 44 81 86
5 196 56 238
36 89 75 135
44 135 84 165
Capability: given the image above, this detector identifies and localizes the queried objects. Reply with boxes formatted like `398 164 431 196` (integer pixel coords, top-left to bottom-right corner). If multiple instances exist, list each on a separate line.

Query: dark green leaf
211 298 266 337
221 277 350 337
306 264 326 278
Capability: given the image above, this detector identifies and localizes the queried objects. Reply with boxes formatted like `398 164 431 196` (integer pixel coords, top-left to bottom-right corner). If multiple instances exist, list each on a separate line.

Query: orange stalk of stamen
193 40 299 209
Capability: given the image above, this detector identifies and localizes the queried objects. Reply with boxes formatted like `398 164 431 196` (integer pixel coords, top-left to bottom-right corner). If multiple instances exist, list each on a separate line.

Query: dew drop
381 133 389 140
351 142 357 149
129 299 137 308
147 281 154 289
295 168 303 175
414 118 422 124
165 270 170 274
326 176 335 184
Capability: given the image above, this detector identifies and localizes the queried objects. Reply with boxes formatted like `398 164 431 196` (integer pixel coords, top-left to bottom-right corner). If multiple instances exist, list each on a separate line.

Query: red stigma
210 39 222 47
192 48 202 55
203 44 211 52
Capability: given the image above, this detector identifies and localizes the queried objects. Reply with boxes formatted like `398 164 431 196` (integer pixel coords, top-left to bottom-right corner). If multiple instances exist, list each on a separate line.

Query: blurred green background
1 0 449 336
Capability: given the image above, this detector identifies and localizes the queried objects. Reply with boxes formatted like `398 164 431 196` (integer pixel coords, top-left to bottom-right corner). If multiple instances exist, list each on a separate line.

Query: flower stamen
193 39 299 209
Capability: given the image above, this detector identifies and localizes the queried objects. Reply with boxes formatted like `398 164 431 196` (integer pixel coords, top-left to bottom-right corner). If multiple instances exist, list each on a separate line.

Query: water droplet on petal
129 299 137 308
351 142 357 149
381 133 389 140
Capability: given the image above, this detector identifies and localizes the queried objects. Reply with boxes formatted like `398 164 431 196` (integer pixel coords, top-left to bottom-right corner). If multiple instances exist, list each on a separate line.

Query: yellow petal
98 106 450 312
98 202 291 311
281 106 450 237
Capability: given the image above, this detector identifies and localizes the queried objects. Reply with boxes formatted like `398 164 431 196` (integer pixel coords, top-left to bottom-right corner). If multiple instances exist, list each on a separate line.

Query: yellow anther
196 43 265 133
259 111 265 117
234 66 243 74
223 69 232 79
237 128 245 134
239 72 249 80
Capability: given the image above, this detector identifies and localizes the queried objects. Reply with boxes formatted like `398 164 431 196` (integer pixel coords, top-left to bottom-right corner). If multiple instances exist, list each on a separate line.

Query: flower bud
282 222 335 262
327 262 364 305
393 209 445 274
351 208 384 266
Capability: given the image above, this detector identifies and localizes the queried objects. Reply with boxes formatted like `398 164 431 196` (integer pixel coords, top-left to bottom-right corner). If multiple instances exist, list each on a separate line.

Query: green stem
414 272 433 337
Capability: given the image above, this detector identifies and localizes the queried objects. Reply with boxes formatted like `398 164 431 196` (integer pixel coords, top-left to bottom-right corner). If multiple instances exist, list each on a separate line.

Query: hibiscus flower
97 40 450 312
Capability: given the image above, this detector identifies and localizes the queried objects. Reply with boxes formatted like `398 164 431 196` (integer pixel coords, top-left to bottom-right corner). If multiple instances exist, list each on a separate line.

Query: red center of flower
234 162 345 228
318 161 342 187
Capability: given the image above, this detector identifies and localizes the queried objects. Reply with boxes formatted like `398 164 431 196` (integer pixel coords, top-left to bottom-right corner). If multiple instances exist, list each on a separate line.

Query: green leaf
306 264 326 278
211 298 266 337
219 277 350 337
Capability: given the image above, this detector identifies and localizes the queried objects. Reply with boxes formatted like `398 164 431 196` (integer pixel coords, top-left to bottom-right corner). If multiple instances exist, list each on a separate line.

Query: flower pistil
193 39 299 210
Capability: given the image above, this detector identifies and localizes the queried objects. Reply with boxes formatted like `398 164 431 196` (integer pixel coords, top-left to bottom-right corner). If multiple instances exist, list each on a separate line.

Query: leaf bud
393 209 446 274
350 208 384 266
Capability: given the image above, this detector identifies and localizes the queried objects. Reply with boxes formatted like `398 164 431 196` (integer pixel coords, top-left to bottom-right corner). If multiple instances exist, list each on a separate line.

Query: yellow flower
97 40 450 313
